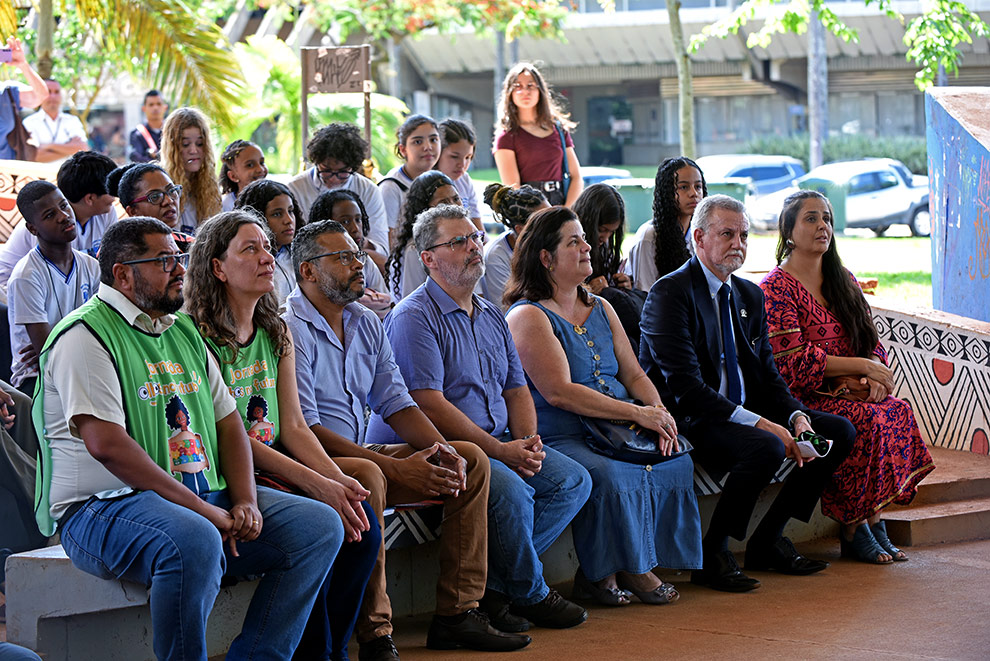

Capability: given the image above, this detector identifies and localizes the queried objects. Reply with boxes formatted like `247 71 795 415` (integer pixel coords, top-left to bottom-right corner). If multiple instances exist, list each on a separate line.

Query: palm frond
72 0 245 131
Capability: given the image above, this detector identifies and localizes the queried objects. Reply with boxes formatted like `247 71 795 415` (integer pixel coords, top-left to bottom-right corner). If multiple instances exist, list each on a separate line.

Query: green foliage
904 1 990 89
311 0 567 43
14 0 245 131
216 35 408 175
742 133 928 174
690 0 988 91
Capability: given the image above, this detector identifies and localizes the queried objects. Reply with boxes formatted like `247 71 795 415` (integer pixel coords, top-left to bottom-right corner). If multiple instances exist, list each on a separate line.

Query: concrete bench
5 462 821 660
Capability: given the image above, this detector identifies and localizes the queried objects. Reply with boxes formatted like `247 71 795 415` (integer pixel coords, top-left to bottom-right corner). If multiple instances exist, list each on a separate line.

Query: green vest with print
204 328 281 449
33 297 223 535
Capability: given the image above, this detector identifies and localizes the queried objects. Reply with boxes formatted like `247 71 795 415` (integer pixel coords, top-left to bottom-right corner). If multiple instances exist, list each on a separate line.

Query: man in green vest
32 217 344 660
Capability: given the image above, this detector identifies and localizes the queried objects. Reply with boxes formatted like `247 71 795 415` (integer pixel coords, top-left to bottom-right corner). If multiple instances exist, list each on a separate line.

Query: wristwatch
788 410 810 431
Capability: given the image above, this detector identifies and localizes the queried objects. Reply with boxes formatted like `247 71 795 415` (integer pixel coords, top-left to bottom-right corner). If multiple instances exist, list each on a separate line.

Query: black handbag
580 414 693 465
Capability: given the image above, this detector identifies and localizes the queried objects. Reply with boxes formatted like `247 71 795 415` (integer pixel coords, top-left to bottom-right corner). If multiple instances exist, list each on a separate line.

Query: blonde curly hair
161 107 222 229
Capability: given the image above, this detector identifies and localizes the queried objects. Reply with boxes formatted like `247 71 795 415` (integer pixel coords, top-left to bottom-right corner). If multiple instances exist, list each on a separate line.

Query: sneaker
510 588 587 629
479 589 531 633
358 634 400 661
426 608 532 652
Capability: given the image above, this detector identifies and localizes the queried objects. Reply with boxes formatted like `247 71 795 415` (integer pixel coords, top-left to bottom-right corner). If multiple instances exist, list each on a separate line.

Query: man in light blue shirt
284 219 530 657
373 205 591 634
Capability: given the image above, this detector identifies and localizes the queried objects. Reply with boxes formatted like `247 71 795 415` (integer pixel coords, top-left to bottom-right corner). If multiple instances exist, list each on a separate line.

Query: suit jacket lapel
689 259 721 370
729 276 756 364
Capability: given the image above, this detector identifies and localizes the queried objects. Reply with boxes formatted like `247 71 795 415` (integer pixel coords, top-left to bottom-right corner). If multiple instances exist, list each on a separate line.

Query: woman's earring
786 238 795 248
548 265 555 272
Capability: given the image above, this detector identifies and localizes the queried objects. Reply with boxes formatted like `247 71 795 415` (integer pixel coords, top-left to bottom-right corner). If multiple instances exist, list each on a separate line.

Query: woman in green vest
184 209 379 661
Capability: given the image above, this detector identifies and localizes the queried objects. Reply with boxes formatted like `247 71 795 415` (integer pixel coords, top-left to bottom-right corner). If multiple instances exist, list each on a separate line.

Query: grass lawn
469 165 934 307
715 232 932 307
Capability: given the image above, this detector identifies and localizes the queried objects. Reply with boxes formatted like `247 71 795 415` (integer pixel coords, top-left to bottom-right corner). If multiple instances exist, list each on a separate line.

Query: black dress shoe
510 588 587 629
479 589 531 632
745 536 830 575
426 608 532 651
358 634 400 661
691 549 761 593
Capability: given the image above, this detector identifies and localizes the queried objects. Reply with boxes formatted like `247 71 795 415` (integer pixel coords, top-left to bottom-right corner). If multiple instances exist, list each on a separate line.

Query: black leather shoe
358 634 400 661
745 536 830 576
510 587 588 629
479 589 531 632
691 549 761 592
426 608 532 651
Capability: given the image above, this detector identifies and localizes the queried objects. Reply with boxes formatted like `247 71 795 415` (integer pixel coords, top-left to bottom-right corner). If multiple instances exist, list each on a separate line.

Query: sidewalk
378 537 990 660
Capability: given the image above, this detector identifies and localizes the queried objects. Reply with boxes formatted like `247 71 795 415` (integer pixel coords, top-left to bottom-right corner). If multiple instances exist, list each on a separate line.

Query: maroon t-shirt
494 126 574 182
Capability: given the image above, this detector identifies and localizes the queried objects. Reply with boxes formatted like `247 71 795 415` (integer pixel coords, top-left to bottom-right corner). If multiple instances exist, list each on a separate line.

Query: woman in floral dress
760 190 934 564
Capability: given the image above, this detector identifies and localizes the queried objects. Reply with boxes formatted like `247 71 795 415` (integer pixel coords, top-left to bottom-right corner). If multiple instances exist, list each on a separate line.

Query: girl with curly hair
160 107 222 235
493 62 583 207
309 188 393 318
384 170 460 301
624 157 706 290
219 139 267 211
234 178 304 305
378 114 441 245
184 209 379 661
288 122 389 251
481 182 548 308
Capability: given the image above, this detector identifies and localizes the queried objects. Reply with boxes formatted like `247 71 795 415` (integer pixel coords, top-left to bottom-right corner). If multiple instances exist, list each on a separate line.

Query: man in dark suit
639 194 855 593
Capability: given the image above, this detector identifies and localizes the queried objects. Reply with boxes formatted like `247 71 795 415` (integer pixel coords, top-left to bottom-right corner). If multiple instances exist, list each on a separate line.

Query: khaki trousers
336 440 490 642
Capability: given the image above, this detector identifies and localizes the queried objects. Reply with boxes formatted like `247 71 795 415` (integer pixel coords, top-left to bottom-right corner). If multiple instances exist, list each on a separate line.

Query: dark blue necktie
719 283 742 405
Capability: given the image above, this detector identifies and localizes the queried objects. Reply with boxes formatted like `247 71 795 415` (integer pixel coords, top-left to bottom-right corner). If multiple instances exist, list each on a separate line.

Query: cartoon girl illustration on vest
165 394 211 495
246 394 275 446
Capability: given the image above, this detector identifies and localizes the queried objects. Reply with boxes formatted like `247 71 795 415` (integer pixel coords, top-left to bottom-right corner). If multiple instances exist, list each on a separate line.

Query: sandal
616 573 680 605
572 568 631 606
840 524 893 565
870 520 908 562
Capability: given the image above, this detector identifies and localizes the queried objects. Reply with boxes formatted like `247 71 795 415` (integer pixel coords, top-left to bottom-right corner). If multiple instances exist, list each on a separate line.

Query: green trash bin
798 177 847 233
603 177 655 234
706 177 751 202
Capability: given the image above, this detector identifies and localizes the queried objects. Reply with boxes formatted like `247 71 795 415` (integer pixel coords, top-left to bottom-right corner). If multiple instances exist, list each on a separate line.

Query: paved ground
373 537 990 660
4 539 985 659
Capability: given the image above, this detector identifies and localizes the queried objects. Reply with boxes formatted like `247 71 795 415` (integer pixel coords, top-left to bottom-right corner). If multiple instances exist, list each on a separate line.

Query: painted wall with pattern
874 300 990 455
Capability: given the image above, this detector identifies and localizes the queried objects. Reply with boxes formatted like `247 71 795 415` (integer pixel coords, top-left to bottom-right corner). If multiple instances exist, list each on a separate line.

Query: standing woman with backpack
493 62 583 207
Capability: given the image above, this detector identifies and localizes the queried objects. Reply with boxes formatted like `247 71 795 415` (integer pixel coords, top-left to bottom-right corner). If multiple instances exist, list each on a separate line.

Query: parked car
696 154 806 197
749 158 930 237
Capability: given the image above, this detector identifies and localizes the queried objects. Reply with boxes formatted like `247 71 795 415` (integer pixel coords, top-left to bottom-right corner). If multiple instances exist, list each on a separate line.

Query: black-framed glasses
131 185 182 206
425 231 486 252
306 250 367 266
317 166 355 183
120 253 190 273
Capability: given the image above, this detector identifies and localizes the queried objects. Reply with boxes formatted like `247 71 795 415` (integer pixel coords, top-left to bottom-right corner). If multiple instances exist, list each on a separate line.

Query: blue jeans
295 500 379 661
60 487 343 661
486 445 591 605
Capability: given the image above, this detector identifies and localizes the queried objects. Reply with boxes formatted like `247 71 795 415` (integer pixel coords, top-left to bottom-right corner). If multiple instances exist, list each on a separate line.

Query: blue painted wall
926 90 990 323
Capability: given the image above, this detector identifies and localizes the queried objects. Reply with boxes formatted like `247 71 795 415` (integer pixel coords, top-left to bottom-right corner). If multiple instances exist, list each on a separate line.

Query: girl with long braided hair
482 182 548 308
623 157 707 290
384 170 460 301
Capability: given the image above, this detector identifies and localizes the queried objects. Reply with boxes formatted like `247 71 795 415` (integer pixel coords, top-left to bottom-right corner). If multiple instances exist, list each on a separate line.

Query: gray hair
291 219 348 282
412 204 472 269
690 194 749 249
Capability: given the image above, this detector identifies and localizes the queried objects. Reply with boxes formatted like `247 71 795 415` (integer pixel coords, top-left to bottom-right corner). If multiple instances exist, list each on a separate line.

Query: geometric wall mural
874 304 990 454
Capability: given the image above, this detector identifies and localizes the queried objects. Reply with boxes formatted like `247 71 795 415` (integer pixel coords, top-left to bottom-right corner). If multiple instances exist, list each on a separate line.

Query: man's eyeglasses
425 231 486 252
131 185 182 206
317 167 355 183
120 253 190 273
306 250 367 266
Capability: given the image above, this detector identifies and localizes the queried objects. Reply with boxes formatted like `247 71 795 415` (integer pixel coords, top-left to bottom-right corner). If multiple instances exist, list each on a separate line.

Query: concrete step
884 496 990 547
890 447 990 507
